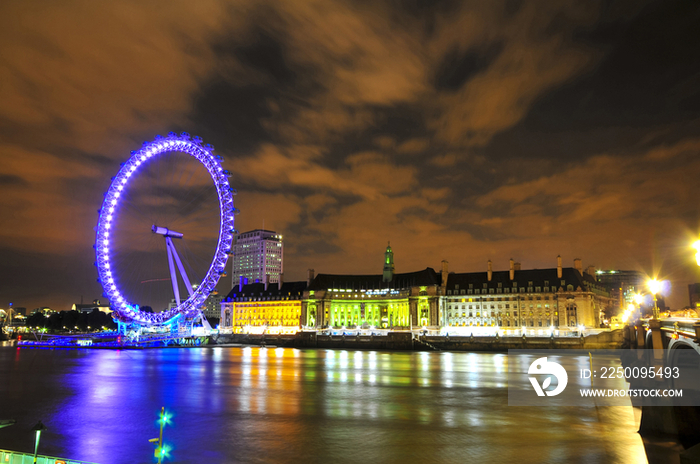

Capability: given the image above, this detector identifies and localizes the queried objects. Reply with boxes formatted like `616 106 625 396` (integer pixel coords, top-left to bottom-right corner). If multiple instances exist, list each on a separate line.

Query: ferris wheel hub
151 225 184 239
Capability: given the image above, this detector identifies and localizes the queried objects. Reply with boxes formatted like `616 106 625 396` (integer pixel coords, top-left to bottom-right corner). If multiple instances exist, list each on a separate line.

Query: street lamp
693 240 700 266
647 279 661 320
31 421 47 464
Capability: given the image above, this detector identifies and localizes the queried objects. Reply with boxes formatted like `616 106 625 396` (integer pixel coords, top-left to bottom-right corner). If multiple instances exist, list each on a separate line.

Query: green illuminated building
302 245 443 329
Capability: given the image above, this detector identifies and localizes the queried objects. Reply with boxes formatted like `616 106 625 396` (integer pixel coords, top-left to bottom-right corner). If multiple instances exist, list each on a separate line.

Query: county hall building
220 244 611 333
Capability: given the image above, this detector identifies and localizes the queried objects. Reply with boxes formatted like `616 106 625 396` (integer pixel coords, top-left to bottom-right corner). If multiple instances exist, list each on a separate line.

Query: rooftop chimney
307 268 315 286
557 255 562 279
586 265 596 280
487 260 493 281
264 274 270 291
514 262 521 271
574 258 582 275
238 276 244 292
278 273 284 291
509 259 514 280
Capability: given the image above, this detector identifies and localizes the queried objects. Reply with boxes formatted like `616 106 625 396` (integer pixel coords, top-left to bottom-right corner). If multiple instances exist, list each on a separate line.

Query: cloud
1 0 698 314
428 2 602 147
234 144 418 200
466 138 700 307
396 138 430 154
0 0 230 151
429 153 458 167
232 191 302 233
0 144 102 252
232 0 429 144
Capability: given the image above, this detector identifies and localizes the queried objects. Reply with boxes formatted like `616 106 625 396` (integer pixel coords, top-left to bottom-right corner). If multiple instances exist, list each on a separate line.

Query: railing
651 317 700 340
0 448 99 464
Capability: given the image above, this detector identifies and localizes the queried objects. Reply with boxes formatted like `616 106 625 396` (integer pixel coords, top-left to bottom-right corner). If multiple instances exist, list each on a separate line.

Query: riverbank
214 329 626 351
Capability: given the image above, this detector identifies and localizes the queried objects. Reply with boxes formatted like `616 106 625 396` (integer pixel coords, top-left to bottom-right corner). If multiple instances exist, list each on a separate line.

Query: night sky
1 1 699 312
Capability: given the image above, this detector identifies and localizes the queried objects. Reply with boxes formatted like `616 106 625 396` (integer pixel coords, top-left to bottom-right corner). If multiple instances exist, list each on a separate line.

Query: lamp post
150 407 169 463
31 421 47 464
647 279 661 320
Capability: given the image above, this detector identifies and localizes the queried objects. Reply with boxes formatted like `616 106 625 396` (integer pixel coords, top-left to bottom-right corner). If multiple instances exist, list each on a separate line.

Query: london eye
94 132 237 332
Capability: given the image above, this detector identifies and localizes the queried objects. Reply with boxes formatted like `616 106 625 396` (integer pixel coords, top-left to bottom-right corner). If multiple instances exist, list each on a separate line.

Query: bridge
624 317 700 461
628 317 700 360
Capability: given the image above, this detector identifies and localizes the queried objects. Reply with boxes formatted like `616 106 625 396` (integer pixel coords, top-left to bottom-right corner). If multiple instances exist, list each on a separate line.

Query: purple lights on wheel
94 132 236 326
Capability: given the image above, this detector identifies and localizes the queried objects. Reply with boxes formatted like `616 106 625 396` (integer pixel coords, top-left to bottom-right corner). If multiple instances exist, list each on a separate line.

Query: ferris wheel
94 132 237 327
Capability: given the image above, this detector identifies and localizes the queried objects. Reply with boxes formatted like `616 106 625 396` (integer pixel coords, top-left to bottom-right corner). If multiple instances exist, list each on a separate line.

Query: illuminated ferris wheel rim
94 132 237 326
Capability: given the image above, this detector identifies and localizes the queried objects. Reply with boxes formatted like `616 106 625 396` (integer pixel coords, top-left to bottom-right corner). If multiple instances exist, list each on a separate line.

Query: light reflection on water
0 346 647 463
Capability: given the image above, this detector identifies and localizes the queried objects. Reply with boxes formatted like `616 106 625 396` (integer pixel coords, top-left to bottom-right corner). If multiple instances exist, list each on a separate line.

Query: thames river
0 344 648 463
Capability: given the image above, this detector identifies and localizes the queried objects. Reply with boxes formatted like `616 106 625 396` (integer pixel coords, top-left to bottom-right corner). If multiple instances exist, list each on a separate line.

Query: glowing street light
633 293 644 306
693 240 700 266
31 421 47 464
150 407 170 463
647 279 661 319
621 303 635 323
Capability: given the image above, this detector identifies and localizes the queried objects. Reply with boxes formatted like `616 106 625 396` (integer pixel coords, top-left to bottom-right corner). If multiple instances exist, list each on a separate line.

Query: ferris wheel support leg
165 237 181 307
201 314 213 333
168 238 194 297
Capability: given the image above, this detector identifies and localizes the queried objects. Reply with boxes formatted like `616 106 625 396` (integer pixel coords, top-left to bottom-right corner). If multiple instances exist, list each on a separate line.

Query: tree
26 312 47 329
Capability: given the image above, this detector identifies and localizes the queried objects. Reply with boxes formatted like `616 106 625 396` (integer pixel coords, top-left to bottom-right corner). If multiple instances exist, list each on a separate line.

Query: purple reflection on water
0 344 647 463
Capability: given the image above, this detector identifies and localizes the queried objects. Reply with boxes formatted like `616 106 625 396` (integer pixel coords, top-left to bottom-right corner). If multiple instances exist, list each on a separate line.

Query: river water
0 344 648 464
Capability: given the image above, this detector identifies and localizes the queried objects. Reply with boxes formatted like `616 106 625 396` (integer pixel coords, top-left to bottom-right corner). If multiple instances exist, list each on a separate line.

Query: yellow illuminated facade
442 258 611 330
223 300 301 334
220 281 306 334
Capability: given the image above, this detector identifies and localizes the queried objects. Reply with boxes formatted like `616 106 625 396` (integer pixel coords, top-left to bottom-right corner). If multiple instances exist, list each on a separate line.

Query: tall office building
231 229 284 288
595 270 646 312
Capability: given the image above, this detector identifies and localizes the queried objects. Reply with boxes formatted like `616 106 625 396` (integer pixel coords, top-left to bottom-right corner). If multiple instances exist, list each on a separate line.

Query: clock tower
383 242 394 283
